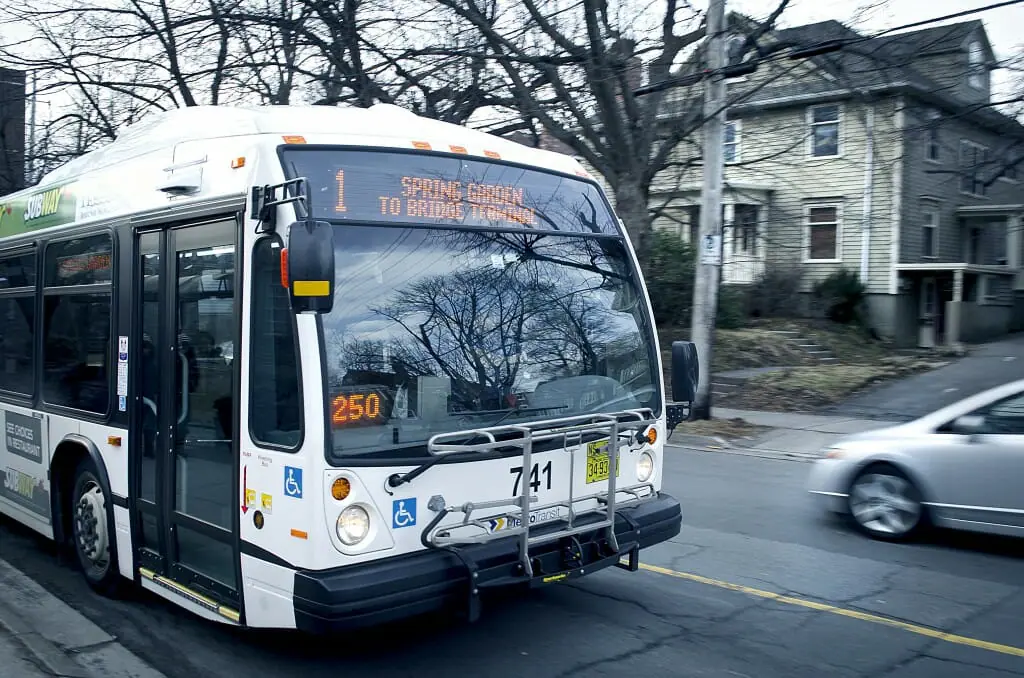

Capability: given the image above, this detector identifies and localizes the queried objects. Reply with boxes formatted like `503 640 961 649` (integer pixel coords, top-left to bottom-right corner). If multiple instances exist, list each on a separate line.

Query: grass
726 357 948 412
672 417 772 441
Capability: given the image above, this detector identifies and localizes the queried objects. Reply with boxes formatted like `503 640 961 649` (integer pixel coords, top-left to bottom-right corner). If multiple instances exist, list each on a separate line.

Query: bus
0 103 691 632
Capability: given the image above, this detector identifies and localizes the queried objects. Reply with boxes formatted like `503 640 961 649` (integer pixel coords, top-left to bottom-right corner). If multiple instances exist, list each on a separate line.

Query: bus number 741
509 461 552 495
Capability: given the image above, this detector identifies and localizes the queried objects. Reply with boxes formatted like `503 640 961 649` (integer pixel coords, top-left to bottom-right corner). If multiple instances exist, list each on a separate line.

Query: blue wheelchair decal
392 498 416 528
284 467 303 499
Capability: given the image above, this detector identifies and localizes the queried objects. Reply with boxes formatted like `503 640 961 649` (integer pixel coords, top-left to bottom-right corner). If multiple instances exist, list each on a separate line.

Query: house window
724 120 741 164
960 140 989 197
922 208 938 258
925 109 941 162
732 204 758 254
808 104 840 157
684 205 700 245
968 40 985 89
1001 155 1019 182
805 204 840 261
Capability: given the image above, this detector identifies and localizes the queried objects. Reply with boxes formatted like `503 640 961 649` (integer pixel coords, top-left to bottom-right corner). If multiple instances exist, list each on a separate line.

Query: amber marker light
331 476 352 501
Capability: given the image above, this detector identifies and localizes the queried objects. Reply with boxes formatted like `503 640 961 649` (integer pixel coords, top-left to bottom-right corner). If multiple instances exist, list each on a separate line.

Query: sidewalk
0 556 167 678
669 407 899 460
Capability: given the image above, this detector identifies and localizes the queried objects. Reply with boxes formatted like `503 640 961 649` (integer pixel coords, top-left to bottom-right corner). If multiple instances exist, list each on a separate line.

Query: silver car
807 379 1024 541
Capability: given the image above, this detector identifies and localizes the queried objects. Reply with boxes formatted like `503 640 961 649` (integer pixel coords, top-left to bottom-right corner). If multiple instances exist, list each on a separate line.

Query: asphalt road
2 447 1024 677
824 334 1024 422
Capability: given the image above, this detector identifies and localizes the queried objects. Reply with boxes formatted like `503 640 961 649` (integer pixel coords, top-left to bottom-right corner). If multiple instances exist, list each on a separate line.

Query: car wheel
71 458 122 595
847 465 924 541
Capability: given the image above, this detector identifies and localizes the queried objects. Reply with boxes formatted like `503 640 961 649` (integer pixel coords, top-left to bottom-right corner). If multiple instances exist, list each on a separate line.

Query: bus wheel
71 458 121 595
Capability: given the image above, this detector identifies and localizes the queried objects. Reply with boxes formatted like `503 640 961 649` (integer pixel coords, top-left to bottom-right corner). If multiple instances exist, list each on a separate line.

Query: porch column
1010 214 1023 289
947 268 964 347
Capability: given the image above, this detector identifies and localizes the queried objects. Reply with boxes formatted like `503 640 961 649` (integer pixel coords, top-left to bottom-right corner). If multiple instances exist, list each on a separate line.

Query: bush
813 269 866 324
748 265 803 318
643 230 695 326
717 285 749 329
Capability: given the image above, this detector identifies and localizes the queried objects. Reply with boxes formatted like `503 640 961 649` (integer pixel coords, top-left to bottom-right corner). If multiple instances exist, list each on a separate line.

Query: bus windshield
279 149 658 460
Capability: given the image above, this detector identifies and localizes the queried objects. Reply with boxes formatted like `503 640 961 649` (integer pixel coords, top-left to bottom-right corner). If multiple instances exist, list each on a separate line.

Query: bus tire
70 457 122 596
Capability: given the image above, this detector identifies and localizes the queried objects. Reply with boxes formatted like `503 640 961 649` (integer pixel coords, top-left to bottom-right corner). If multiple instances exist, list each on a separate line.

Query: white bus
0 104 692 631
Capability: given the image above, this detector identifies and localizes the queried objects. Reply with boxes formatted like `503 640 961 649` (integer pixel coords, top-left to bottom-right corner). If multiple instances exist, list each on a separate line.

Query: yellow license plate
585 440 621 484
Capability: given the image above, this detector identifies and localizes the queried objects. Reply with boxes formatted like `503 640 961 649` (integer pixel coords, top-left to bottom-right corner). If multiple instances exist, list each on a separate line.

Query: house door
918 277 937 348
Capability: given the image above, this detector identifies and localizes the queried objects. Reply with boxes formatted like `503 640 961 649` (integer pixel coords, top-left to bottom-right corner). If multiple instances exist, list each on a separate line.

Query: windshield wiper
387 405 567 489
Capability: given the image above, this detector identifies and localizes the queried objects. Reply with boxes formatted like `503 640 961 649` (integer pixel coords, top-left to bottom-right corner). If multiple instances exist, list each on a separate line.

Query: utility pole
689 0 727 420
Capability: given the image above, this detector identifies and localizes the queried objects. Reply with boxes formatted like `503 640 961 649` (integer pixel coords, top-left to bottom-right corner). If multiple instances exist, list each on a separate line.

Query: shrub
717 285 749 329
813 269 866 324
748 265 803 318
643 230 695 326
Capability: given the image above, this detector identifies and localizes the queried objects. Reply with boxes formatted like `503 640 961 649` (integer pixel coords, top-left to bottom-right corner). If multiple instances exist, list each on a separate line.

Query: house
651 17 1024 348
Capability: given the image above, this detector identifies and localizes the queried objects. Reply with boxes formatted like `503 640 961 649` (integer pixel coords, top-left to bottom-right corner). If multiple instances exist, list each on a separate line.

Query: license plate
585 440 621 484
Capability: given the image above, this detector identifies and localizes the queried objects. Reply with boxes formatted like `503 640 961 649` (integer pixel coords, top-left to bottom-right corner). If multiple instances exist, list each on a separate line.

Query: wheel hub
75 485 108 565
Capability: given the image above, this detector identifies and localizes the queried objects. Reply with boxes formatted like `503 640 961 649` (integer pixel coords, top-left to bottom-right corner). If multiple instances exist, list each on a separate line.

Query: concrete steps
765 330 837 363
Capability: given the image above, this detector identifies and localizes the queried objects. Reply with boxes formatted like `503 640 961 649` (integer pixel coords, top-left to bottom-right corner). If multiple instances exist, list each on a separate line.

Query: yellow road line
639 563 1024 659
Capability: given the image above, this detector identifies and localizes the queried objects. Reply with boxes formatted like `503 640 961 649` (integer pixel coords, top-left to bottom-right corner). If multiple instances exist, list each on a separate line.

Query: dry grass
674 417 772 440
727 357 948 411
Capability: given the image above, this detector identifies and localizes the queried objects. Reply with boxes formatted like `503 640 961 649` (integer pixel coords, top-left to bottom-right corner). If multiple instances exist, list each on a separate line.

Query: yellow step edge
139 568 240 623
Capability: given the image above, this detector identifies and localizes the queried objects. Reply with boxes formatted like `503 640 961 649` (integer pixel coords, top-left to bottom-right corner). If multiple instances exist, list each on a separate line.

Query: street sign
700 233 722 266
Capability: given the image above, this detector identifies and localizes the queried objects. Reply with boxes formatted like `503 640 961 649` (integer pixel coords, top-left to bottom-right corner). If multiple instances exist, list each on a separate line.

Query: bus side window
42 235 113 414
0 250 37 397
250 238 302 448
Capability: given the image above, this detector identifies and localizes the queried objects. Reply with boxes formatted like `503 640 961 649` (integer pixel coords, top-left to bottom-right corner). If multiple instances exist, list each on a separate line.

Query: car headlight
824 447 847 459
637 451 655 482
336 505 370 545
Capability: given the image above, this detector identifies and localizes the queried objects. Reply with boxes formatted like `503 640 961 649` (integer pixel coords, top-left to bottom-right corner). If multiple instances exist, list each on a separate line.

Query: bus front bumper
292 492 681 632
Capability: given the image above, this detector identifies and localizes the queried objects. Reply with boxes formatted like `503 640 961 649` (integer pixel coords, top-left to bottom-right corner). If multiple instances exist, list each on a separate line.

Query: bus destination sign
281 149 618 234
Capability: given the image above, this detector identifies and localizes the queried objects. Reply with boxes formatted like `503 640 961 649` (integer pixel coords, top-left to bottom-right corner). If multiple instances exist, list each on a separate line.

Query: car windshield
278 147 658 460
319 225 658 459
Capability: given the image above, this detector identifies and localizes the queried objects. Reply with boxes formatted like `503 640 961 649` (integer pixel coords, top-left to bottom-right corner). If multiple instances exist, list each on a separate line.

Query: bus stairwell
418 409 657 621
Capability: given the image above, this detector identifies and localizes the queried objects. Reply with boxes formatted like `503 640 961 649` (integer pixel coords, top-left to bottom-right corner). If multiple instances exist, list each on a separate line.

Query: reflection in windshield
324 226 657 458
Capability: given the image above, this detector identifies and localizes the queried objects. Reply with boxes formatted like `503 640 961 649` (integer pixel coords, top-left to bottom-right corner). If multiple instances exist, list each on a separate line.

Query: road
2 447 1024 677
825 334 1024 421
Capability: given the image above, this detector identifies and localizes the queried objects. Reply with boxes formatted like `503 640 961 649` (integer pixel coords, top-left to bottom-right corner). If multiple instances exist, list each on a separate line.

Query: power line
636 0 1024 96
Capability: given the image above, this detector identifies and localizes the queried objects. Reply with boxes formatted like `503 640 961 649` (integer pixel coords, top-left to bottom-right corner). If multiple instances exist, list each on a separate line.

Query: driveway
823 333 1024 422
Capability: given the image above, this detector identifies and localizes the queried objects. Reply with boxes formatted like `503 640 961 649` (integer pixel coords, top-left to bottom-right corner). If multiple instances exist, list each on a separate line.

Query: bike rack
419 408 658 605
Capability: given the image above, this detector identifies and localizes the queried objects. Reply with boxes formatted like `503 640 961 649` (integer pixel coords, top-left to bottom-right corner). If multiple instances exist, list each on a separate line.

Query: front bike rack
418 408 658 620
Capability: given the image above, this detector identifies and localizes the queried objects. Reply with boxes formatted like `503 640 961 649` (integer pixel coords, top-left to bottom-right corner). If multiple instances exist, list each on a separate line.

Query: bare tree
429 0 792 258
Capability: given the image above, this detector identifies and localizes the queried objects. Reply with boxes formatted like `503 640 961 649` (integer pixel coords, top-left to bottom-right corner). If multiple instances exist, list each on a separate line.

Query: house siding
900 100 1024 264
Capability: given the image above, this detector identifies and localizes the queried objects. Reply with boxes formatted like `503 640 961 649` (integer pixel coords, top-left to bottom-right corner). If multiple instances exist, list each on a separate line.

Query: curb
667 436 822 462
0 557 167 678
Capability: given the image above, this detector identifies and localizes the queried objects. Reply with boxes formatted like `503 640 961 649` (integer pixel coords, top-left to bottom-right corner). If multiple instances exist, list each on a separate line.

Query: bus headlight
336 505 370 545
636 451 655 482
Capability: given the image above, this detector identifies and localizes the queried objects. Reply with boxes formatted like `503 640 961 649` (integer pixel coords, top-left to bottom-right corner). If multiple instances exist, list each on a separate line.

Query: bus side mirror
666 340 699 434
671 340 698 402
286 220 335 314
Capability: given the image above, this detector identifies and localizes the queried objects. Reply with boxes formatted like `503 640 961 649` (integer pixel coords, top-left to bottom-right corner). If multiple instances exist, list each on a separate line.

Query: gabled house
651 17 1024 348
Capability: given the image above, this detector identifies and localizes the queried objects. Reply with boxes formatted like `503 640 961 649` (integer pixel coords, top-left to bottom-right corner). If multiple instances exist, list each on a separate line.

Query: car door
926 391 1024 530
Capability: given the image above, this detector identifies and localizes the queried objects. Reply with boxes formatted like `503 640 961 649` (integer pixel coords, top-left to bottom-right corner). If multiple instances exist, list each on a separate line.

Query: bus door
132 218 240 610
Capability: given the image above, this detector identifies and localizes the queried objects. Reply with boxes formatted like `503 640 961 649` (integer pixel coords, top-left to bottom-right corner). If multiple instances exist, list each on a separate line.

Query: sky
721 0 1023 98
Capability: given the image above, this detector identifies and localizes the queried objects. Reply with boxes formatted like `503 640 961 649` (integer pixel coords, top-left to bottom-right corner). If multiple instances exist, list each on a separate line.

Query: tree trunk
612 179 652 261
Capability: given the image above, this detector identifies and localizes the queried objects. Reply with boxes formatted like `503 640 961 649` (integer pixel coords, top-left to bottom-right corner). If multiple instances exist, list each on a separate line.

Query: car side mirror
666 340 699 434
286 219 335 314
951 414 985 440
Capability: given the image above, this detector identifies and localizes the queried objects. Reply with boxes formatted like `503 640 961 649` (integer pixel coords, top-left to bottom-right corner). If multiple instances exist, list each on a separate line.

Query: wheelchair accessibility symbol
392 498 416 529
283 466 303 499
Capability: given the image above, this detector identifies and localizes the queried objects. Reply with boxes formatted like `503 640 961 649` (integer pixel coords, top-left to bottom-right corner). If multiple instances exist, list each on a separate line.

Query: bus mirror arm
251 177 310 233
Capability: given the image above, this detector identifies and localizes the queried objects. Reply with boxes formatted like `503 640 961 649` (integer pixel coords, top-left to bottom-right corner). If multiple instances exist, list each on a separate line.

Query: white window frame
921 206 939 259
724 119 741 164
802 203 843 263
959 139 989 198
968 40 985 90
807 103 841 159
924 109 941 164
